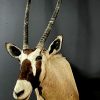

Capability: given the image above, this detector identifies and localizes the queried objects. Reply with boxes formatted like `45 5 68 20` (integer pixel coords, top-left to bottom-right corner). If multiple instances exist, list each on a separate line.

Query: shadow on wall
71 63 100 100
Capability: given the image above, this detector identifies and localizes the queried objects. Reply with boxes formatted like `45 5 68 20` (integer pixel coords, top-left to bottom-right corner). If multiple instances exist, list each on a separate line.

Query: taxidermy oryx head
5 0 79 100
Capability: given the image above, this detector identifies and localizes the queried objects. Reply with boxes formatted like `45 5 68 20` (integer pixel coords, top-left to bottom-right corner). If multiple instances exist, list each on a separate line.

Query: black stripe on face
19 59 33 80
31 60 42 89
18 59 42 90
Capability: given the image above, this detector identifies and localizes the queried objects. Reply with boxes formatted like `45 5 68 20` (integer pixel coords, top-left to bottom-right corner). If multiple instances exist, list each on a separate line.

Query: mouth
23 95 29 100
23 96 29 100
17 95 30 100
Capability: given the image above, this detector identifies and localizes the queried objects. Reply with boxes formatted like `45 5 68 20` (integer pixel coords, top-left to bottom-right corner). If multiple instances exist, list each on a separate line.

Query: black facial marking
49 39 60 54
31 60 42 89
10 46 21 56
19 59 33 80
38 86 42 95
19 59 42 90
38 86 45 100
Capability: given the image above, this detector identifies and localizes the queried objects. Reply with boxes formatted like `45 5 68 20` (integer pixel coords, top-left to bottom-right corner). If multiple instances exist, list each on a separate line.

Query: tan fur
36 52 79 100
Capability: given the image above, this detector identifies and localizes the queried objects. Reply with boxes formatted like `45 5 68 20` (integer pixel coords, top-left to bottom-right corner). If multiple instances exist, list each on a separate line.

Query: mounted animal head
5 0 62 100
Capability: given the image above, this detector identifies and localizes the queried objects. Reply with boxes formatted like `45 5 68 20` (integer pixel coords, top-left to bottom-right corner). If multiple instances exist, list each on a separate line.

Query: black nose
15 90 24 97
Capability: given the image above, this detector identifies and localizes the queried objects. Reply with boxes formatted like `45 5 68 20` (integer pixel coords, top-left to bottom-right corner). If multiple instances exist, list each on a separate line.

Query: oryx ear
5 43 21 58
48 35 63 55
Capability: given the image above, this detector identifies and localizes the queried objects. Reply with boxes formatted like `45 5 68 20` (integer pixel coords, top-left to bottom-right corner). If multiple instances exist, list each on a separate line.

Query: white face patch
19 48 41 76
13 80 32 100
19 51 27 64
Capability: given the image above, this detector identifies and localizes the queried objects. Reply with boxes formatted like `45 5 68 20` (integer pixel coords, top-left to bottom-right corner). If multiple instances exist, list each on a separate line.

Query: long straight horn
23 0 31 49
36 0 62 49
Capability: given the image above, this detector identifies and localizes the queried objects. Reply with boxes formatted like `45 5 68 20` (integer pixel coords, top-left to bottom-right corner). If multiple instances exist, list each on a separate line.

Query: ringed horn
36 0 62 49
22 0 62 49
23 0 31 49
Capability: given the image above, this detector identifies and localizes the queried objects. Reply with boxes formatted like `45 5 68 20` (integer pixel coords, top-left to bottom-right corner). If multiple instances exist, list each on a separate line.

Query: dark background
0 0 100 100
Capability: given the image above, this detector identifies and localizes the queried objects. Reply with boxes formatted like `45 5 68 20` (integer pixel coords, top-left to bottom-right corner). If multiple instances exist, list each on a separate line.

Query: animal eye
36 56 42 61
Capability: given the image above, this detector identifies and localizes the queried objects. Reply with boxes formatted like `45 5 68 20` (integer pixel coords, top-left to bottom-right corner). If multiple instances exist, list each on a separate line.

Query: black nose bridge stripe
19 59 32 80
36 61 41 71
18 58 42 89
